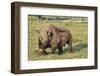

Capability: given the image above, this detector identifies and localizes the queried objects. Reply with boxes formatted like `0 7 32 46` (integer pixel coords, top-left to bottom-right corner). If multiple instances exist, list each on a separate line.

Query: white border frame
20 6 95 70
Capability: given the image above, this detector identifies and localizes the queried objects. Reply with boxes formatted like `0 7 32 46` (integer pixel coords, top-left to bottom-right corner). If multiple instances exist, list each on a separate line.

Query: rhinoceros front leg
58 46 63 55
51 45 57 54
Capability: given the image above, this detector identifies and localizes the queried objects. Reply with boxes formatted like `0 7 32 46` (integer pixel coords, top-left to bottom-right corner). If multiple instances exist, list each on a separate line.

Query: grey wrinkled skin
38 25 73 55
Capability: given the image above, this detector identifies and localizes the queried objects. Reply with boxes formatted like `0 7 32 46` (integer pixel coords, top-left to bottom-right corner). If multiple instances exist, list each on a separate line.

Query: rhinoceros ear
36 29 40 34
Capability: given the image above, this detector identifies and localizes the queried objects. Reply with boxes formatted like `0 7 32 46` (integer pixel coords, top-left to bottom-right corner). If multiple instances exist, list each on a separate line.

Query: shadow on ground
63 43 88 53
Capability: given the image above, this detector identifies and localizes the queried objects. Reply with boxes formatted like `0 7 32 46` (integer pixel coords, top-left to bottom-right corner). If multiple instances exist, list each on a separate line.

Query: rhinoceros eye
47 31 53 36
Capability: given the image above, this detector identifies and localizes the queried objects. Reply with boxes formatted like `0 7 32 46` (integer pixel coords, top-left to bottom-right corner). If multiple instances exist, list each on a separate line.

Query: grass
28 16 88 61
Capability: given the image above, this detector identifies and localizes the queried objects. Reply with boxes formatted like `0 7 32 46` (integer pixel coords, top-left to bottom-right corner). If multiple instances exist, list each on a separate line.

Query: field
28 15 88 61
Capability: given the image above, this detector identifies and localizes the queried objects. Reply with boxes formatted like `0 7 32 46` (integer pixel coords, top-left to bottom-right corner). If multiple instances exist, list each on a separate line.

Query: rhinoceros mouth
37 48 48 55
